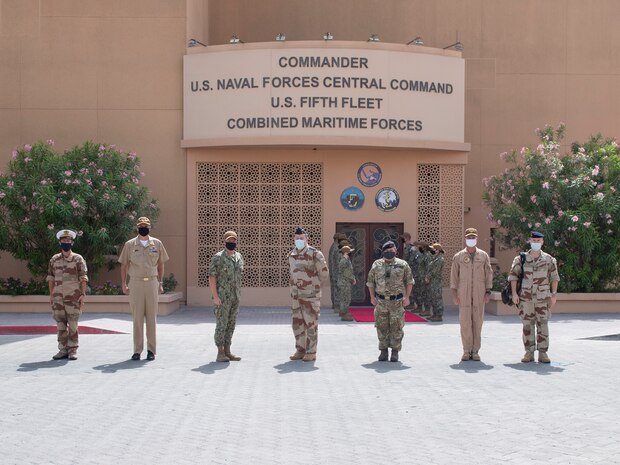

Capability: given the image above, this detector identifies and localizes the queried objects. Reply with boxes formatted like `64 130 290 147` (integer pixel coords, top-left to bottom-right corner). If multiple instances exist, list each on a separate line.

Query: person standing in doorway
288 227 329 362
209 230 244 362
450 228 493 361
47 229 88 360
119 217 169 361
336 245 356 321
427 243 445 322
329 232 346 311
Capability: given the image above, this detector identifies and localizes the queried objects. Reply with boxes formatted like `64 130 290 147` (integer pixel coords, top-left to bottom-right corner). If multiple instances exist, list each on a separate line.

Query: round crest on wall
340 187 365 211
375 187 400 212
357 162 382 187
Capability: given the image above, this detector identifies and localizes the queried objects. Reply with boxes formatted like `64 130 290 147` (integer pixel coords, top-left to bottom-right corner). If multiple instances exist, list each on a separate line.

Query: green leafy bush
0 141 159 278
0 277 48 296
483 124 620 292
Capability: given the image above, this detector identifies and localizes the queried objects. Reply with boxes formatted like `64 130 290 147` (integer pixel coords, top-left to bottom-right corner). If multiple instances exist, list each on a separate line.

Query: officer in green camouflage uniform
366 241 414 362
336 245 356 321
288 227 329 362
509 231 559 364
209 231 244 362
401 233 420 310
418 243 434 317
427 243 445 322
329 232 346 311
47 229 88 360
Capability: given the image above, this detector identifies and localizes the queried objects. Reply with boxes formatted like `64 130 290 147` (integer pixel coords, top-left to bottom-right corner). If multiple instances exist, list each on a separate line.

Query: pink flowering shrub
0 141 159 277
483 124 620 292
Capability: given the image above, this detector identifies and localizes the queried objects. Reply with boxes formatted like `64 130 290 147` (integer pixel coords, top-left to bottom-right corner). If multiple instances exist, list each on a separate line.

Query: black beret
382 240 396 251
530 231 544 238
295 227 307 235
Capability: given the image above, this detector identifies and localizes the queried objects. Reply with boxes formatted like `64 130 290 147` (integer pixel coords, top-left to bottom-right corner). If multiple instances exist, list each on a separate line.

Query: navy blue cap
294 227 307 235
382 241 397 251
530 231 544 238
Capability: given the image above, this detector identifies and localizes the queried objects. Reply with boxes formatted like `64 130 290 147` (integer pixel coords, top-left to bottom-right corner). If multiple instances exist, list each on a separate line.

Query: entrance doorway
336 222 404 306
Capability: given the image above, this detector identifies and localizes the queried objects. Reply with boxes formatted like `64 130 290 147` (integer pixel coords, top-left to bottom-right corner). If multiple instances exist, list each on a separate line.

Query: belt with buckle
375 292 403 301
140 276 158 281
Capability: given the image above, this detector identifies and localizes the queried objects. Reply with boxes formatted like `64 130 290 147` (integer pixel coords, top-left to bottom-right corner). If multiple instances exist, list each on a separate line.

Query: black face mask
383 251 396 259
225 242 237 251
138 227 150 237
60 243 73 252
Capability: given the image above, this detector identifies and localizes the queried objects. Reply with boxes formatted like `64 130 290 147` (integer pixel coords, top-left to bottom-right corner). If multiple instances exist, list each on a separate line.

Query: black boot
378 349 389 362
390 349 399 362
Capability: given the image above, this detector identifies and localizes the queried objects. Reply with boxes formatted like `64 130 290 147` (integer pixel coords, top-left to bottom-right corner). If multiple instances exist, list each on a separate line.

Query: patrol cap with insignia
294 227 307 235
382 240 397 251
530 231 544 238
465 227 478 237
136 216 151 226
224 230 238 241
56 229 77 240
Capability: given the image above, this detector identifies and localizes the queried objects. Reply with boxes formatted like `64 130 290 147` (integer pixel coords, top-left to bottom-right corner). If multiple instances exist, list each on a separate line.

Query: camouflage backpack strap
517 252 527 290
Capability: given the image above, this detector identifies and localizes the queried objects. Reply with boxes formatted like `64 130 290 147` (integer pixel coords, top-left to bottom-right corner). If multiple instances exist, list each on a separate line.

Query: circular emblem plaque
357 162 382 187
375 187 400 212
340 187 365 211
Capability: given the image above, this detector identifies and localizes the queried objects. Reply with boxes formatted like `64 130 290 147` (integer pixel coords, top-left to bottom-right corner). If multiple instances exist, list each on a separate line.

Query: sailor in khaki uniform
119 217 169 361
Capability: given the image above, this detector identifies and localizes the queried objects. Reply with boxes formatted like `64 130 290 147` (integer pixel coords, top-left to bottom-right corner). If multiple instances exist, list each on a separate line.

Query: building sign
183 43 465 148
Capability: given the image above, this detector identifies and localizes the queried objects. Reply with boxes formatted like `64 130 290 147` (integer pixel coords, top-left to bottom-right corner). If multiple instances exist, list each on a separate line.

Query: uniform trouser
52 297 81 353
430 285 444 316
330 277 337 307
214 298 239 346
130 279 158 354
459 299 485 353
519 299 550 353
336 284 351 314
291 297 320 354
416 282 429 309
374 300 405 351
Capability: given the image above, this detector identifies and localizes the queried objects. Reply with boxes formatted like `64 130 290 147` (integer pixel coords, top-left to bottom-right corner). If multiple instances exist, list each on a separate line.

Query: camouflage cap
224 230 238 241
431 242 444 253
56 229 77 240
136 217 151 227
464 227 478 237
340 245 354 254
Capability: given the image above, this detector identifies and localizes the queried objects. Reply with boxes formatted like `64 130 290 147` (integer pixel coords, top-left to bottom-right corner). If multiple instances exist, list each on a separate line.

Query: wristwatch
485 290 491 295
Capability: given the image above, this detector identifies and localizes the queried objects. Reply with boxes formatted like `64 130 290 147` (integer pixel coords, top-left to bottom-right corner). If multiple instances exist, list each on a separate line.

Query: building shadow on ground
361 361 411 373
192 361 231 374
273 361 319 373
93 359 149 373
449 361 494 373
17 359 69 372
503 363 565 375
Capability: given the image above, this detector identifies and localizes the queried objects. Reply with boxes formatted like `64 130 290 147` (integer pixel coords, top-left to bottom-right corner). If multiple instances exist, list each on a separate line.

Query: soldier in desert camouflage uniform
288 227 329 362
366 241 414 362
336 245 356 321
47 229 88 360
509 231 560 364
209 230 244 362
427 243 445 322
329 232 346 311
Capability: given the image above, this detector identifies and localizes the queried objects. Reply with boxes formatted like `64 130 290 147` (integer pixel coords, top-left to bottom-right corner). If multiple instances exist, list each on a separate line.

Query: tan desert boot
521 351 535 363
538 352 551 363
216 345 230 362
471 352 481 361
224 345 241 361
52 350 68 360
289 351 305 360
461 352 471 361
302 353 316 362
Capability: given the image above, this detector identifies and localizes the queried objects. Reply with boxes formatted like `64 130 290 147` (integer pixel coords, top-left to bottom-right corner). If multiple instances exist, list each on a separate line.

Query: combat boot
224 345 241 361
419 309 432 317
390 349 399 362
471 352 481 361
428 315 443 322
538 351 551 363
68 351 78 361
378 349 389 362
216 345 230 362
52 350 68 360
461 352 471 361
521 351 535 363
302 353 316 362
289 351 305 360
340 312 354 321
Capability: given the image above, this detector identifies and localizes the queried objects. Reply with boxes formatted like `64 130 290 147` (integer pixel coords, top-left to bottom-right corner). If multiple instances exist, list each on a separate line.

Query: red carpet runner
0 326 125 335
348 308 427 323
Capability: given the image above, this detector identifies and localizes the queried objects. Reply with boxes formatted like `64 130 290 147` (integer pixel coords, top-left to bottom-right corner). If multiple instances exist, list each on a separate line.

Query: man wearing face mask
119 217 169 361
208 231 244 362
366 241 414 362
288 227 329 362
509 231 559 363
47 229 89 360
450 228 493 361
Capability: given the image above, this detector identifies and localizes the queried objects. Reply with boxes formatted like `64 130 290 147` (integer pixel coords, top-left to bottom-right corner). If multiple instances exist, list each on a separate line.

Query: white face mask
295 239 306 250
530 242 542 251
465 238 477 248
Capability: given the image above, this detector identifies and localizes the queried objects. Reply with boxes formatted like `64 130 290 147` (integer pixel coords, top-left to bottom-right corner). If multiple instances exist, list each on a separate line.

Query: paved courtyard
1 305 619 465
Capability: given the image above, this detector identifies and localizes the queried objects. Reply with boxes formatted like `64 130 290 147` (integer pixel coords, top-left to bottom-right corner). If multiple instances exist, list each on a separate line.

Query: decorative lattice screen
418 164 464 283
197 162 323 287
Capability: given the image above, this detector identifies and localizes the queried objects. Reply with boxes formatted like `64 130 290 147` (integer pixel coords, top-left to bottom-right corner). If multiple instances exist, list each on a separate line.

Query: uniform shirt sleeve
449 253 459 289
484 253 493 289
549 256 560 283
78 255 89 282
403 262 414 286
366 263 377 288
507 255 523 281
117 241 130 265
46 257 55 283
208 253 220 276
157 240 170 264
314 250 329 283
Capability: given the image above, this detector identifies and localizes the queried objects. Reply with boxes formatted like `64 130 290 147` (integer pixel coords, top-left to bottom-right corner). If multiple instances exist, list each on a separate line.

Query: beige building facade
1 0 619 306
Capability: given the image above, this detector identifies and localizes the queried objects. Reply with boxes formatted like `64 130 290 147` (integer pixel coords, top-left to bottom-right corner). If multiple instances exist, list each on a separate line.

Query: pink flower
101 181 108 187
542 182 549 189
584 222 591 228
592 165 600 176
571 215 579 222
47 224 54 230
554 240 560 246
96 169 104 176
70 199 81 209
64 179 71 185
608 219 613 224
64 170 72 176
578 146 585 153
499 152 508 161
0 192 5 199
11 150 18 159
128 151 137 160
545 217 552 224
497 220 502 226
530 195 537 203
596 192 605 200
7 181 14 188
528 223 532 228
24 144 32 152
609 230 613 234
611 187 617 193
99 145 105 151
520 147 527 155
606 213 612 218
535 222 541 228
24 157 32 163
103 193 110 200
558 210 564 217
46 139 55 146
